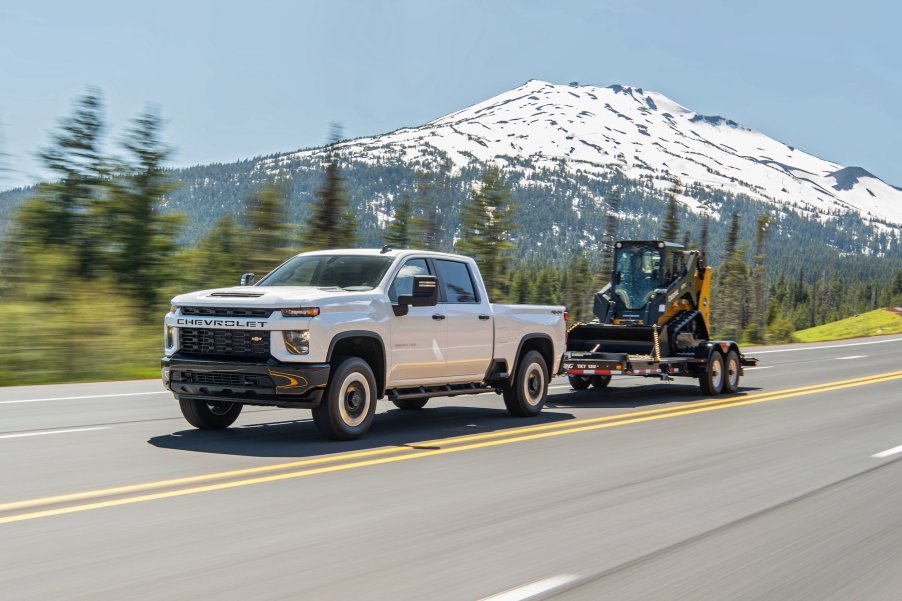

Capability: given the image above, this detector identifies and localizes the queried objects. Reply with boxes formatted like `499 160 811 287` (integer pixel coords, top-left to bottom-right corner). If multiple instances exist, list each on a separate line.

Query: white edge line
744 366 773 370
478 575 579 601
753 337 902 354
0 391 170 405
0 427 109 440
872 444 902 459
835 355 867 360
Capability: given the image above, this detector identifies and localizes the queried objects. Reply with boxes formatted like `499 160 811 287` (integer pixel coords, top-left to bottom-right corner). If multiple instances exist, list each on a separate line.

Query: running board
387 383 499 402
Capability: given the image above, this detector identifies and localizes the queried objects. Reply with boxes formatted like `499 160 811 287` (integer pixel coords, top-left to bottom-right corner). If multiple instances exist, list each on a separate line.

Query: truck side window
388 258 430 303
435 260 478 303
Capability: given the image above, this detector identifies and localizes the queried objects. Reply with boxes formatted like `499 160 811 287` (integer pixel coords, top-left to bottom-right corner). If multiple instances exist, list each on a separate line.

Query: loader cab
611 241 685 311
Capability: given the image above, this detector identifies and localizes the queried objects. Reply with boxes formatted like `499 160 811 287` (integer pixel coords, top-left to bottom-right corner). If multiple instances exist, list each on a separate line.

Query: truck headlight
165 325 175 348
283 330 310 354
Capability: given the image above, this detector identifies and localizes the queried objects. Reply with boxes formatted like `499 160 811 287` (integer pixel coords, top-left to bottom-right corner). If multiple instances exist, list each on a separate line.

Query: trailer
562 240 757 395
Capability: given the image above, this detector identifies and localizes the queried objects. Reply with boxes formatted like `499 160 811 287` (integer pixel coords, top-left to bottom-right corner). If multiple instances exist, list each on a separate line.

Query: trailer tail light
564 310 569 322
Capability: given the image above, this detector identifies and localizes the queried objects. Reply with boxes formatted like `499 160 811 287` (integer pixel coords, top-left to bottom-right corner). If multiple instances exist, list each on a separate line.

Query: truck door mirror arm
240 273 256 286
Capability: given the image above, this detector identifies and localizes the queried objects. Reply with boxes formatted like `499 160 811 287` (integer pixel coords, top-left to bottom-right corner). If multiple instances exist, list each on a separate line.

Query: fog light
165 325 175 348
283 330 310 354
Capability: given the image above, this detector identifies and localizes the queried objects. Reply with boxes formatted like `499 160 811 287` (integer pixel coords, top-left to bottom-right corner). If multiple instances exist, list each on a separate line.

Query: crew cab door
387 258 449 383
434 259 494 379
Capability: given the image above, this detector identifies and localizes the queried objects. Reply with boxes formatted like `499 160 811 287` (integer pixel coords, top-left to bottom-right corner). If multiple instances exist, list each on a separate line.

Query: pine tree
724 209 741 258
529 267 561 305
410 171 441 250
660 179 681 242
891 270 902 298
699 216 709 253
748 213 772 343
300 125 357 250
18 90 109 277
384 192 412 248
107 108 183 306
455 165 516 299
509 268 531 304
194 215 245 288
245 181 288 276
599 184 621 285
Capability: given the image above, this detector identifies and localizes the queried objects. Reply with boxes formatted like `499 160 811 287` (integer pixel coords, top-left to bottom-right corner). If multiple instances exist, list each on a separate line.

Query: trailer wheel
179 398 242 430
568 375 592 390
699 351 725 396
592 375 612 388
723 350 741 394
312 356 377 440
504 350 548 417
392 398 428 410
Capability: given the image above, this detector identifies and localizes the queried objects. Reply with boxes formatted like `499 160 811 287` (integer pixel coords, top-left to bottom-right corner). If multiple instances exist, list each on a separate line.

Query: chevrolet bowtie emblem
251 336 263 342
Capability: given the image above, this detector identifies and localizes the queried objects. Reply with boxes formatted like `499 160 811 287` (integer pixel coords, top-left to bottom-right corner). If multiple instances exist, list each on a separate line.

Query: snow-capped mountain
282 79 902 228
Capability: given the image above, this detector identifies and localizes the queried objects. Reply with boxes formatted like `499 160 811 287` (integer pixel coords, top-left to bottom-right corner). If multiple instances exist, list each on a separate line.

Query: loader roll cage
613 241 663 309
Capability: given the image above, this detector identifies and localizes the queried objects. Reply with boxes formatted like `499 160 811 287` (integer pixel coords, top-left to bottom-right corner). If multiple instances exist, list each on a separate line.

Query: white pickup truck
163 249 567 440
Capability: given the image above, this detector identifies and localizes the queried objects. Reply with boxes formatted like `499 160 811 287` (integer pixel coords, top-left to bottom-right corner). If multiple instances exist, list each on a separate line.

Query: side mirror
393 275 438 316
240 273 256 286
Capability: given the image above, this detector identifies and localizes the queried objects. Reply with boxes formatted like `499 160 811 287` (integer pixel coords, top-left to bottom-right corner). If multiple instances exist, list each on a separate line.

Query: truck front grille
180 306 274 318
179 329 270 358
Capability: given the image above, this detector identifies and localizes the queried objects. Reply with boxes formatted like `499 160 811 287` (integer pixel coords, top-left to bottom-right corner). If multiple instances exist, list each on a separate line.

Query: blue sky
1 0 899 190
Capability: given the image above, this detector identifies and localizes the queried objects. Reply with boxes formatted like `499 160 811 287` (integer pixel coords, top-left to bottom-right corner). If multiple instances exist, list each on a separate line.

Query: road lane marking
836 355 867 360
0 391 170 405
2 370 901 525
745 366 773 370
872 444 902 459
753 337 902 354
478 575 579 601
0 427 108 440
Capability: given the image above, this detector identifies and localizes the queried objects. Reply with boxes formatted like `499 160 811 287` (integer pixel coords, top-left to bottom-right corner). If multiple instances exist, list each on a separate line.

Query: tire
179 398 243 430
723 350 741 394
392 398 428 410
503 350 549 417
568 374 592 390
312 356 378 440
699 351 725 396
592 375 612 388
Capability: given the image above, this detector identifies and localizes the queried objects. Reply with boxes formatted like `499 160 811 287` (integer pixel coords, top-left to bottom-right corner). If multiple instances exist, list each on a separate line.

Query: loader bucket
567 323 658 355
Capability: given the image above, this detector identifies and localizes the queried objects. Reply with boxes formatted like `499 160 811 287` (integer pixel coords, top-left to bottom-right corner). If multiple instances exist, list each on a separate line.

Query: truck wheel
504 350 548 417
568 375 592 390
723 350 741 394
699 351 725 396
179 398 242 430
592 375 612 388
312 356 378 441
392 398 428 410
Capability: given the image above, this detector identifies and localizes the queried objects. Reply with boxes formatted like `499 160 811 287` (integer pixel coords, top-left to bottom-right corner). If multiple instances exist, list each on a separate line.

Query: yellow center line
2 370 900 525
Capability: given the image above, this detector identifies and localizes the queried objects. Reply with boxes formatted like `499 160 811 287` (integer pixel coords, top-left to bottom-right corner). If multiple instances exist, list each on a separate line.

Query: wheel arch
512 334 555 378
327 331 387 397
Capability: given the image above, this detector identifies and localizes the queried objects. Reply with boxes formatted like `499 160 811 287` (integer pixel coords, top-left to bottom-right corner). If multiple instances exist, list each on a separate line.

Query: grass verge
793 308 902 343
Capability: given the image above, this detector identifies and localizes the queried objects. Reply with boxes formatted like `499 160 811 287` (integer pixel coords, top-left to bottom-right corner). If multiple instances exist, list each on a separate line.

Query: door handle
478 314 491 320
432 314 446 320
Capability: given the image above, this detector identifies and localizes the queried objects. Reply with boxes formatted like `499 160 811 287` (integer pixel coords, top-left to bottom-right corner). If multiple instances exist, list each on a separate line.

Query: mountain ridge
270 79 901 229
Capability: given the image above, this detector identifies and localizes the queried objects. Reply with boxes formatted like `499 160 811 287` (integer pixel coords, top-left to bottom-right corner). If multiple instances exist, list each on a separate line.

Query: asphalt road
2 334 902 600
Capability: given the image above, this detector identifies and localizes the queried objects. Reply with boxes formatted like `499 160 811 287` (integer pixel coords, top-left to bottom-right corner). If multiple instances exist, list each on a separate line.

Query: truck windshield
257 255 394 290
613 243 662 310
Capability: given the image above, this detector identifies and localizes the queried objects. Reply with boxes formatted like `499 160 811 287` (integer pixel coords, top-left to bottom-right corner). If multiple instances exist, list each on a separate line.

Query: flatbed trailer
563 338 758 394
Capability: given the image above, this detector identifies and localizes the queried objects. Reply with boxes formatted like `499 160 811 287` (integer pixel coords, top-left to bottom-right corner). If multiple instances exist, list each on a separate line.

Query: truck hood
171 286 380 307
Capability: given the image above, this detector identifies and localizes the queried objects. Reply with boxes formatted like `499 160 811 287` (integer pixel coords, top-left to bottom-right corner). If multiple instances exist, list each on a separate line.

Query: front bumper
161 354 329 408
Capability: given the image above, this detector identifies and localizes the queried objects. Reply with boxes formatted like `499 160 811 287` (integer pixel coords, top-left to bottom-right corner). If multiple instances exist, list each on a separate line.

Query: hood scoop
209 292 265 298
